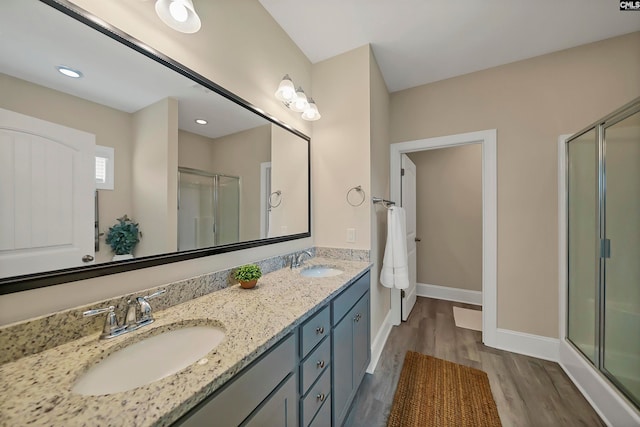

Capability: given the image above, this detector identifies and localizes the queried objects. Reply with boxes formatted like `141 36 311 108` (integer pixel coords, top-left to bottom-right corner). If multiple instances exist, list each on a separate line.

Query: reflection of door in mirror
178 169 239 250
0 108 95 278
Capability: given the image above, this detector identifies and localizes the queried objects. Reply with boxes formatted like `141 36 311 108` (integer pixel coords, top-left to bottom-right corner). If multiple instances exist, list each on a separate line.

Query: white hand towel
380 206 410 289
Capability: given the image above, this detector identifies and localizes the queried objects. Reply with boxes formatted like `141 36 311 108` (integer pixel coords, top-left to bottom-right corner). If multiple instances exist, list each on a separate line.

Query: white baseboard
559 340 640 427
493 328 560 362
367 309 392 374
417 283 482 306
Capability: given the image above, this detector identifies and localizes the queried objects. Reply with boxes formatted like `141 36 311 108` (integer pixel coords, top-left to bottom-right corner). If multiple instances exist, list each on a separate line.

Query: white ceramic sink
72 325 225 396
300 265 344 278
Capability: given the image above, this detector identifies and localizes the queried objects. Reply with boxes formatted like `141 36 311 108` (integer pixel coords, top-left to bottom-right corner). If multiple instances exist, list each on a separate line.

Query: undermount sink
300 265 344 278
72 325 225 396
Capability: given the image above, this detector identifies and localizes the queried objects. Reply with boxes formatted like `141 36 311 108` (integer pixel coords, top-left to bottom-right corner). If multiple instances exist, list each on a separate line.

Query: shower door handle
600 239 611 259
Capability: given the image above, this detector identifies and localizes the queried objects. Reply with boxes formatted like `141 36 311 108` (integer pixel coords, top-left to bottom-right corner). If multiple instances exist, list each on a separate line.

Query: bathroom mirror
0 0 310 293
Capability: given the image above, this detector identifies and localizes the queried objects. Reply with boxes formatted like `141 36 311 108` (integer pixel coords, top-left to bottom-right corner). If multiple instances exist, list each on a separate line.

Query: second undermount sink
300 265 344 278
72 325 225 396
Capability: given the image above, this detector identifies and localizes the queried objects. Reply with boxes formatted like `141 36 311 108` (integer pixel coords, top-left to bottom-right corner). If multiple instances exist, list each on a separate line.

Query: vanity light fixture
275 75 321 121
155 0 201 33
195 118 208 125
56 65 83 79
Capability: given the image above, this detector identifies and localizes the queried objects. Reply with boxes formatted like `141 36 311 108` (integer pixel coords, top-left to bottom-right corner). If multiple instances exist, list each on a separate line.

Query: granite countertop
0 257 371 427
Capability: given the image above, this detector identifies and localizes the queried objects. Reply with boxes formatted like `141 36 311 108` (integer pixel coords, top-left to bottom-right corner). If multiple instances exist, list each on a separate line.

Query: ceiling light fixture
56 65 83 79
275 75 321 121
195 118 208 125
155 0 201 33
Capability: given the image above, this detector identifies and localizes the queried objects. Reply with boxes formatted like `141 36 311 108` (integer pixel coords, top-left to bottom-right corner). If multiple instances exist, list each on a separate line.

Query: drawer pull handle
317 360 325 369
316 326 325 335
317 393 325 402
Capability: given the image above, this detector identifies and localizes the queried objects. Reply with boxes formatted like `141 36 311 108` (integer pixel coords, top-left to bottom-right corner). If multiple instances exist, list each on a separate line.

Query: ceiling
258 0 640 93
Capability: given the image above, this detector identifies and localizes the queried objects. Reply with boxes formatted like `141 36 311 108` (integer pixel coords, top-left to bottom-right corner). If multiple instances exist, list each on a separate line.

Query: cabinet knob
317 360 325 369
353 313 362 322
316 326 325 335
316 393 325 402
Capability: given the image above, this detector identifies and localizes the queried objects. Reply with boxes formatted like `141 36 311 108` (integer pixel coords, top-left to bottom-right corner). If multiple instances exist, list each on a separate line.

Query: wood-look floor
345 297 604 427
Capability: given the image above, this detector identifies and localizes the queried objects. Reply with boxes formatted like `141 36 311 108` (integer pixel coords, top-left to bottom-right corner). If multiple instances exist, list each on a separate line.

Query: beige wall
270 125 309 237
0 73 133 264
209 125 271 241
368 47 392 342
311 45 371 250
132 97 179 256
391 32 640 337
407 145 482 291
0 0 313 325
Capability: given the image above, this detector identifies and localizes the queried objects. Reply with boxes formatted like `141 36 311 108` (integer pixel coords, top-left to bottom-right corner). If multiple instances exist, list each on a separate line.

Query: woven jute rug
387 351 502 427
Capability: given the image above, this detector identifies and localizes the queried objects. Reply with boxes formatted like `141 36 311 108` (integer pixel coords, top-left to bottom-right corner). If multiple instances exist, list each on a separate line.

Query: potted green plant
106 215 141 261
234 264 262 289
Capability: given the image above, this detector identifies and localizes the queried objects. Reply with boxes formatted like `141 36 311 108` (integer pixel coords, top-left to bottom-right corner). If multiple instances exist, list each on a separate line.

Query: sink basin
300 265 344 278
72 325 225 396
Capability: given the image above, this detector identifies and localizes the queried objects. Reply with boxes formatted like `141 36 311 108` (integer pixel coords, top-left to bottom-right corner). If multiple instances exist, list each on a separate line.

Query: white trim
559 340 640 426
493 328 560 362
259 162 271 239
416 283 482 305
367 309 393 374
389 129 497 348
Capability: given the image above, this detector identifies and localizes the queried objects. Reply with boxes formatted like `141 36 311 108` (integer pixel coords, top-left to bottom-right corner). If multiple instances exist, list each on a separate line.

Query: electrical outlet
346 228 356 243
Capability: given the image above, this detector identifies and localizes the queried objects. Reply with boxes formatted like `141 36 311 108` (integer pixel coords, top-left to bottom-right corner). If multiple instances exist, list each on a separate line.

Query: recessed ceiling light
195 119 208 125
56 65 83 79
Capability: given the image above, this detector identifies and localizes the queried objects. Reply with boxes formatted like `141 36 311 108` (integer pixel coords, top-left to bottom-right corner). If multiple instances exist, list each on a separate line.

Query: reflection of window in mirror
95 145 114 190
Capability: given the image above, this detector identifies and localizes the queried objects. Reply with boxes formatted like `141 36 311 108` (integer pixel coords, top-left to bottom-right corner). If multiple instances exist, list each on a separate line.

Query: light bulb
169 1 188 22
290 87 309 112
302 98 321 121
275 75 296 102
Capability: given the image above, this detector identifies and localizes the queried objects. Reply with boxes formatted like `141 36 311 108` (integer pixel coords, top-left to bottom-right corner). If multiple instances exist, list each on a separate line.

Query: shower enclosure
566 98 640 411
178 168 240 250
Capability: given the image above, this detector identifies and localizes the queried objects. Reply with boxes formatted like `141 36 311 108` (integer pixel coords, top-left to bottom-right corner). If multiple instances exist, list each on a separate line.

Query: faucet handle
136 289 166 326
83 305 124 339
143 289 166 300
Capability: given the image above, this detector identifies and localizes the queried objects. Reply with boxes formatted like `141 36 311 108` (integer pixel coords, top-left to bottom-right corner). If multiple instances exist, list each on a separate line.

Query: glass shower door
567 128 599 363
602 110 640 406
178 171 215 251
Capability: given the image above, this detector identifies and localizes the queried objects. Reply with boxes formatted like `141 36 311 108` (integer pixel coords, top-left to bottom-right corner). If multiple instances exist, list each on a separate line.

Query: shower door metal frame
565 97 640 410
178 167 240 248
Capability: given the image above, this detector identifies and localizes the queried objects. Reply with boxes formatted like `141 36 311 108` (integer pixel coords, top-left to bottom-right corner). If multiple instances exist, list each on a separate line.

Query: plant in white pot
106 215 141 261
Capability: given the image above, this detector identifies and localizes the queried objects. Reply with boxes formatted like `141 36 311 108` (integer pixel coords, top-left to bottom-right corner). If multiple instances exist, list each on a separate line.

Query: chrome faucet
83 289 166 339
290 250 313 268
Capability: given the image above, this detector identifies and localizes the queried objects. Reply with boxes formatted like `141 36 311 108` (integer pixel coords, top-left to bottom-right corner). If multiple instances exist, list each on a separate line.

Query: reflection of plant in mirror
234 264 262 282
106 215 141 255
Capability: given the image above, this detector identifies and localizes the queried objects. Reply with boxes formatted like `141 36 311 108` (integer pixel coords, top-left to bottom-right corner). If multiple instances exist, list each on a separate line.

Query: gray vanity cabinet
331 271 371 427
175 333 297 427
174 269 371 427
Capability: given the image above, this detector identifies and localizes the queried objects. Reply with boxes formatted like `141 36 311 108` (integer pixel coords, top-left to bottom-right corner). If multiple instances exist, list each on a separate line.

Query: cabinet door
352 294 370 386
243 374 298 427
332 308 354 426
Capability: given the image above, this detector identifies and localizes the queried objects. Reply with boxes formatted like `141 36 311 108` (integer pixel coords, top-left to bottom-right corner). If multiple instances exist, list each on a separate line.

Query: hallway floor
345 297 604 426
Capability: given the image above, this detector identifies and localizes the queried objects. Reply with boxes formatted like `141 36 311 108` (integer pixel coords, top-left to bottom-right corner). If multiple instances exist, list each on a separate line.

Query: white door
0 108 95 278
401 154 418 321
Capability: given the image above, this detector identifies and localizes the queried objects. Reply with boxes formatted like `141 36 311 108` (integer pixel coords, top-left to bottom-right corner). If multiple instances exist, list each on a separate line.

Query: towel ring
346 185 366 207
269 190 282 208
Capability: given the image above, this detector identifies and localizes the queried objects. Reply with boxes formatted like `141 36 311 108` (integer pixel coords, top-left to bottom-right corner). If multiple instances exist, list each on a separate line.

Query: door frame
389 129 497 347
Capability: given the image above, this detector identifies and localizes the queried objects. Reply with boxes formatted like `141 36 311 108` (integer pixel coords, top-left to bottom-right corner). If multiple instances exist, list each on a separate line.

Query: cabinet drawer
300 305 330 357
301 369 331 427
300 336 330 394
175 333 296 427
307 393 331 427
332 271 370 325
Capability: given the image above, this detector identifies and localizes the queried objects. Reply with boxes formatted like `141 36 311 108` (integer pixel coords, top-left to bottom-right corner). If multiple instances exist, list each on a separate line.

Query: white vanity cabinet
331 271 371 427
174 269 371 427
